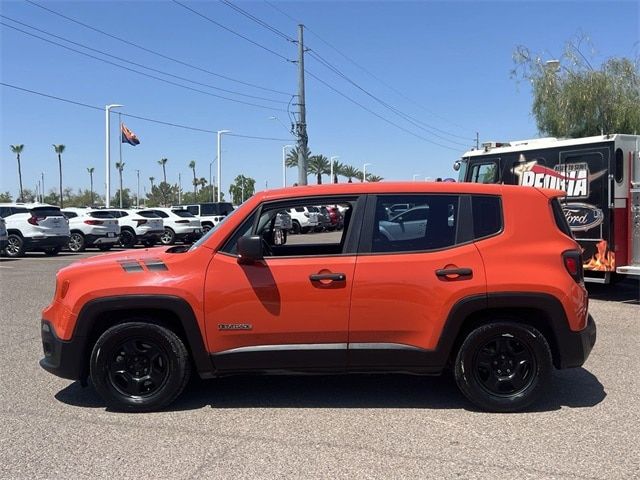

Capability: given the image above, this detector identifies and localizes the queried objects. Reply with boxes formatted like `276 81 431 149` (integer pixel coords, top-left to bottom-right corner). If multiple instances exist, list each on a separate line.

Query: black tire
143 239 156 248
160 227 175 245
90 322 191 412
98 244 113 251
301 226 311 234
43 246 61 256
5 234 25 257
454 321 552 412
202 223 212 234
68 232 86 252
119 229 137 248
290 220 301 235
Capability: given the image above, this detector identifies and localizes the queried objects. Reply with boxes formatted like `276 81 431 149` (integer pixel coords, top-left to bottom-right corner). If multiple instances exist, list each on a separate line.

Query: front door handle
435 267 473 278
309 273 346 282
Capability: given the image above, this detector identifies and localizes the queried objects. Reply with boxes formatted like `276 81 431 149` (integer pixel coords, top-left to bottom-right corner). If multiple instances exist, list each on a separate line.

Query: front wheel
89 322 191 412
68 232 86 252
160 228 175 245
43 246 61 256
5 234 25 257
454 322 552 412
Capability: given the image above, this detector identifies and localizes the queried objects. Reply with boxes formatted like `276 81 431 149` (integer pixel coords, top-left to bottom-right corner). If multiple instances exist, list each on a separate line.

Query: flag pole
119 113 123 208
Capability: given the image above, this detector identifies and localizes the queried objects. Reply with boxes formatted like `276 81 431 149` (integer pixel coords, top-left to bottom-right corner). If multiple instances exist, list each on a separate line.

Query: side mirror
237 235 263 264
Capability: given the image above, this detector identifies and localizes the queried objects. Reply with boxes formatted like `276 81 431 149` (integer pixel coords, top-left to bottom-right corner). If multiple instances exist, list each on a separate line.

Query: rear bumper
39 320 85 380
24 236 70 250
557 314 597 369
85 234 119 246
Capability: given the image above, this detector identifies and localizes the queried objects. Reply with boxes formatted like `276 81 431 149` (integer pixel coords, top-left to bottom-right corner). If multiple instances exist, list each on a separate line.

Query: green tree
158 157 168 183
331 160 345 184
87 167 95 206
285 145 312 168
9 144 25 202
111 188 133 209
149 176 155 190
366 174 384 182
18 188 37 203
115 161 125 208
308 155 330 184
229 175 255 204
0 191 12 202
512 37 640 137
341 165 361 183
52 144 65 208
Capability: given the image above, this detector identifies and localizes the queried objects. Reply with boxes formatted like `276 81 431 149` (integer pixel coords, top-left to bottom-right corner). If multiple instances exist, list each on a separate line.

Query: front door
204 196 362 371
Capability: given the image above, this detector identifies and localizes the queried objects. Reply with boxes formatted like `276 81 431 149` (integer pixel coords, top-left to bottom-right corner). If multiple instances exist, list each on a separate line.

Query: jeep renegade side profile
40 183 596 412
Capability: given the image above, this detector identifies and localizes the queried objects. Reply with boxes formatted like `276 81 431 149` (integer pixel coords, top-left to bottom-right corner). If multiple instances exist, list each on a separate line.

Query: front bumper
39 320 85 380
557 314 597 369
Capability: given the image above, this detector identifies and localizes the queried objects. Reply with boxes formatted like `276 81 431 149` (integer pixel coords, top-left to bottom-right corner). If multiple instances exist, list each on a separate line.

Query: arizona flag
121 123 140 145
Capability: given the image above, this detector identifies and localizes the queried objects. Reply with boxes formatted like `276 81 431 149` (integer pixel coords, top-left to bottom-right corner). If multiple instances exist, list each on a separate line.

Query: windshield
188 205 244 251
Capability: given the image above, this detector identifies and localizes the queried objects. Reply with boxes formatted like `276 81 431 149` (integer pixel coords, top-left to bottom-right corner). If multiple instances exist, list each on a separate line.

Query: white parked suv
176 202 234 233
286 206 319 234
0 203 70 257
0 217 8 252
139 208 202 245
102 209 164 248
61 208 120 252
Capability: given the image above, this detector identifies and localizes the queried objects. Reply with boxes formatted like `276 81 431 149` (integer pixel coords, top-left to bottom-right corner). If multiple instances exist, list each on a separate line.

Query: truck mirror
237 236 263 264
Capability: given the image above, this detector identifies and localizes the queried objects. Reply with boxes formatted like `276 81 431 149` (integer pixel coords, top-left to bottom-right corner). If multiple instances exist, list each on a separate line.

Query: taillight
135 219 148 226
175 220 189 224
28 215 39 225
84 220 104 225
563 250 583 283
304 212 309 217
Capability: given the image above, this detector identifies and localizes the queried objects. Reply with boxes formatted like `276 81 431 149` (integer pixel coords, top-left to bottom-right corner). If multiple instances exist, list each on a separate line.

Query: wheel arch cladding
76 295 214 380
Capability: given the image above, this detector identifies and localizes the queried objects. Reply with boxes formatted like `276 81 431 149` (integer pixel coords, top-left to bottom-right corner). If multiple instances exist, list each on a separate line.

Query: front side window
469 162 498 184
369 195 459 253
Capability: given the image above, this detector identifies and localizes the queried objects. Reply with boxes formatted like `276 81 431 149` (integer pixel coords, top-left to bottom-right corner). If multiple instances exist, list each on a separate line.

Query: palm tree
198 177 208 200
9 145 25 202
331 160 345 184
149 176 155 190
285 146 312 169
115 162 125 208
307 155 330 184
366 174 384 182
188 161 197 198
52 144 65 207
158 158 168 183
341 165 361 183
87 167 95 206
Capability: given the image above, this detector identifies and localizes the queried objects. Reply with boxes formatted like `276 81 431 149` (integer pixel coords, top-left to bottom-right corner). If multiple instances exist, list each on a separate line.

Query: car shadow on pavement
55 368 605 413
587 279 639 305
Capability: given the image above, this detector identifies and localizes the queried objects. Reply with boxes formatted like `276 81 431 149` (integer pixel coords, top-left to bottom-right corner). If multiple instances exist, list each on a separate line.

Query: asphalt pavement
0 250 638 479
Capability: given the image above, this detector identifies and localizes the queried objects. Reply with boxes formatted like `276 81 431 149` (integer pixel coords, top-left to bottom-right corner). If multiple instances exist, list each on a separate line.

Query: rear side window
186 206 199 215
90 211 115 219
30 207 62 217
139 210 165 218
471 195 502 239
172 209 195 218
551 198 573 238
62 211 77 219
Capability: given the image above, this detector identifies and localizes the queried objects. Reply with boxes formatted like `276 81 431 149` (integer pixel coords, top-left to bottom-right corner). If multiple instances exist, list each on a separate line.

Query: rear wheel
160 228 175 245
290 220 301 235
119 229 136 248
68 232 86 252
5 234 25 257
90 322 191 412
43 246 61 256
143 239 157 248
454 321 552 412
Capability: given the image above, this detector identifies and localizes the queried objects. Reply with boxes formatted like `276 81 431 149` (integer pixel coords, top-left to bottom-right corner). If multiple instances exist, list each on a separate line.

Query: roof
462 133 639 158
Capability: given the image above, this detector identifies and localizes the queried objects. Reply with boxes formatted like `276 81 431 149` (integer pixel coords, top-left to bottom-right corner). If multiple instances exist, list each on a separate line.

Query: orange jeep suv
40 182 596 412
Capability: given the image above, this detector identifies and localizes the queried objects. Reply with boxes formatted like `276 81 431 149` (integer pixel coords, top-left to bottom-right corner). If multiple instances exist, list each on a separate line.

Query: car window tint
30 207 62 217
472 195 502 239
140 210 166 218
62 211 78 219
186 206 199 215
172 209 195 218
371 195 459 253
90 211 115 219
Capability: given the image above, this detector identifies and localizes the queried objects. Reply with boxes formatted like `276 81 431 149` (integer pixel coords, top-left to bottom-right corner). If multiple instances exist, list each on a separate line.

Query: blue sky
1 0 638 201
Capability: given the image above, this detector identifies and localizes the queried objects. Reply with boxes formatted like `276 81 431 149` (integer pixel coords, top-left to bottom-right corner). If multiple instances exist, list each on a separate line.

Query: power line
2 15 287 105
305 70 458 151
218 0 295 42
26 0 292 96
307 49 472 148
263 0 474 136
1 81 293 140
1 21 288 113
171 0 292 62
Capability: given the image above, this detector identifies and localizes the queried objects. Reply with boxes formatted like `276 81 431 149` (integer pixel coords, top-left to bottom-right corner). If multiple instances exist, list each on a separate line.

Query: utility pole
295 24 308 186
41 172 45 201
476 132 479 150
178 173 182 204
135 169 140 208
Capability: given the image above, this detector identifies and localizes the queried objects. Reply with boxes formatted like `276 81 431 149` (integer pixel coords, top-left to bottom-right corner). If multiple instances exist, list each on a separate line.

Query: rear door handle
309 273 346 282
435 267 473 278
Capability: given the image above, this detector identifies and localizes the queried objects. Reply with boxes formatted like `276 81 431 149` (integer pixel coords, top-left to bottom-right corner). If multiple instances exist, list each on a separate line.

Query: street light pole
209 159 216 202
363 163 372 183
217 130 230 203
282 144 294 187
330 156 340 184
105 104 123 208
178 173 182 204
135 169 140 208
41 172 45 202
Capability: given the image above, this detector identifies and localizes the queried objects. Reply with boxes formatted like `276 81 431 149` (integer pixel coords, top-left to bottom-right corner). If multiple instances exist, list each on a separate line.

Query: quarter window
369 195 459 253
471 195 502 239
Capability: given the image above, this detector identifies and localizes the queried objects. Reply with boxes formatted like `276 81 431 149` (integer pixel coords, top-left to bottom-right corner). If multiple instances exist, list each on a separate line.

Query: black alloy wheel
90 322 191 412
5 234 24 257
454 322 552 412
119 229 136 248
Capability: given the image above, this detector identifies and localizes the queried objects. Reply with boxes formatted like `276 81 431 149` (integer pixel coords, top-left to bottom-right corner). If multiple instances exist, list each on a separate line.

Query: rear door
348 194 487 370
30 206 69 236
